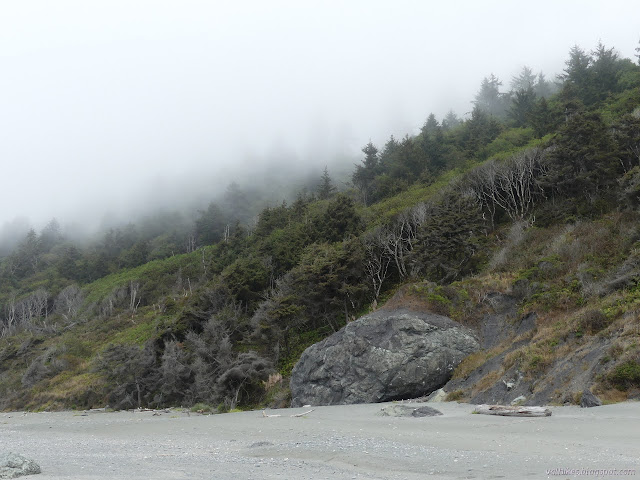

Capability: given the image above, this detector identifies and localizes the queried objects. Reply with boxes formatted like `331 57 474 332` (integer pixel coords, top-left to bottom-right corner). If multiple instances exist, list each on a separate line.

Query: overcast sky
0 0 638 232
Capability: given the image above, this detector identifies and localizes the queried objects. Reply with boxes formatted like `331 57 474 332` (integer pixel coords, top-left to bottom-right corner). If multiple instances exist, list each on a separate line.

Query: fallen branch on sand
262 411 282 418
290 409 315 417
262 409 315 418
473 404 552 417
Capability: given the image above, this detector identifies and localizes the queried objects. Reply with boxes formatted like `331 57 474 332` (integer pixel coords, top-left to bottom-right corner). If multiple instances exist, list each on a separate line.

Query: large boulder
290 308 479 406
580 389 602 408
0 452 41 479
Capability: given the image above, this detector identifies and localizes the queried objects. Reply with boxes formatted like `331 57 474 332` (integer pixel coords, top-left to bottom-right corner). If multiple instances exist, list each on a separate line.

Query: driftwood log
473 404 552 417
262 409 315 418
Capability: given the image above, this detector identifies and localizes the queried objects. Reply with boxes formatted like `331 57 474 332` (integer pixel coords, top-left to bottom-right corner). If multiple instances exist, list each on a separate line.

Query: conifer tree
317 166 336 200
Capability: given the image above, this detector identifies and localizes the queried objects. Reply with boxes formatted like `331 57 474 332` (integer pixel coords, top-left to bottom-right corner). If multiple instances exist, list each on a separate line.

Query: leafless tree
185 233 196 253
129 281 141 314
362 227 393 301
381 213 413 279
2 292 17 335
54 284 84 321
466 147 548 223
100 286 128 317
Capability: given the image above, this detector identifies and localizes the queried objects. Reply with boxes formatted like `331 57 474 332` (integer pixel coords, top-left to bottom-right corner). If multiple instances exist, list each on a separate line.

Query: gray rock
378 405 443 417
426 388 447 402
290 308 479 406
580 389 602 408
510 395 526 405
0 452 41 479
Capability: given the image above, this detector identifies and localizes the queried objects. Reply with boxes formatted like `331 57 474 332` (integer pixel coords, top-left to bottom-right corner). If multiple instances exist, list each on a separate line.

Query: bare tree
362 227 393 301
466 147 548 223
54 284 84 321
29 288 49 324
129 281 141 314
2 292 17 335
381 213 413 279
495 148 547 221
185 233 196 253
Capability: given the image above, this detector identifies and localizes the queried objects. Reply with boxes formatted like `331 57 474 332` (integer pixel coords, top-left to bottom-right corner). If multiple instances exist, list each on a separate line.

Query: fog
1 0 638 235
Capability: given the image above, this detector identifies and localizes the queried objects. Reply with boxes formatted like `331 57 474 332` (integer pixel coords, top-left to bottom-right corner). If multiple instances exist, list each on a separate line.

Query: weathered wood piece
262 410 282 418
290 409 315 417
473 404 552 417
261 408 315 418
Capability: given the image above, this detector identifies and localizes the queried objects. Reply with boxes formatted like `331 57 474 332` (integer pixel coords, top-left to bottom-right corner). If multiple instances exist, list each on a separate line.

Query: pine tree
420 113 439 136
352 142 379 205
474 74 507 117
510 66 536 92
442 110 461 130
508 87 537 127
317 166 336 200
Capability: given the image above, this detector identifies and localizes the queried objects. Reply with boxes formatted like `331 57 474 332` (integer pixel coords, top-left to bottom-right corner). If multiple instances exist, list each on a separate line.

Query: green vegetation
608 361 640 390
1 41 640 410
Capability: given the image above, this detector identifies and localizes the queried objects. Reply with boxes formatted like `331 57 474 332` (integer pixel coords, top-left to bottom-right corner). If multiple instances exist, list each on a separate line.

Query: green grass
82 251 202 306
108 320 157 346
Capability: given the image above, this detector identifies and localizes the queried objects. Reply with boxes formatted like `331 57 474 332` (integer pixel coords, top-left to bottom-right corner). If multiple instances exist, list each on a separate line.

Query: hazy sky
1 0 638 231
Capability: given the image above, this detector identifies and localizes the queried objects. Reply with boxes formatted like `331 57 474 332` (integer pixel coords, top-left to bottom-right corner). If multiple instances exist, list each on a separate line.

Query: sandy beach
1 401 639 479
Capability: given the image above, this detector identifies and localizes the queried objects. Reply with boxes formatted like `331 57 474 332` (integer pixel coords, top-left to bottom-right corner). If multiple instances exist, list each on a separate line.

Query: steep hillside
1 42 640 411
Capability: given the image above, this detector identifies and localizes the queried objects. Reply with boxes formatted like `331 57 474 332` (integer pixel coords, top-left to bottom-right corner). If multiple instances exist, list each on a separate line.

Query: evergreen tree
464 105 503 156
510 66 537 92
319 194 362 242
352 142 378 205
223 182 251 224
195 202 228 246
546 111 620 207
529 97 556 138
591 41 621 98
508 87 537 127
559 45 595 105
317 166 336 200
534 72 555 98
442 110 461 130
39 218 63 253
474 74 507 117
420 113 439 136
378 135 400 170
419 118 446 172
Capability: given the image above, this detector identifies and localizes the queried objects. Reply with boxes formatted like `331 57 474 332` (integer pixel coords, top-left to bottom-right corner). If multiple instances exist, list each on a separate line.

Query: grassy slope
2 68 640 411
3 204 639 410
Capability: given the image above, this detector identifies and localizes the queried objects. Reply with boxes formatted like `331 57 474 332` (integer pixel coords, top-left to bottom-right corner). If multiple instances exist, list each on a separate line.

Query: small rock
248 441 273 448
426 388 447 402
580 389 602 408
378 405 443 417
510 395 526 406
0 452 41 479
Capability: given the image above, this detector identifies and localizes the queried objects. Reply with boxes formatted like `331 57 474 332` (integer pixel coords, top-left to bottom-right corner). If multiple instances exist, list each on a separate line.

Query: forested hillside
1 42 640 411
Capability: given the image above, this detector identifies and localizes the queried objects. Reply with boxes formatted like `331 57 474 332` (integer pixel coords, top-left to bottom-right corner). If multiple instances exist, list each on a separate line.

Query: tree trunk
473 404 552 417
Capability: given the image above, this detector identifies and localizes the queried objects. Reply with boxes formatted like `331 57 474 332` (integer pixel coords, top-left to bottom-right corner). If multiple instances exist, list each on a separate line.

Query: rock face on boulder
0 452 41 479
580 389 602 408
290 308 479 406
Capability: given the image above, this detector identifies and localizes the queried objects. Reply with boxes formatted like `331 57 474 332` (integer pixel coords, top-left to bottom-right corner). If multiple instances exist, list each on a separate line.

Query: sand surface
1 401 639 479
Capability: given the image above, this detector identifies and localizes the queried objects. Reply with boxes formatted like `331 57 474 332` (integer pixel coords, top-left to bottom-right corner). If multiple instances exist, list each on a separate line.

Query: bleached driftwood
473 404 552 417
290 409 315 417
262 410 282 418
261 409 315 418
